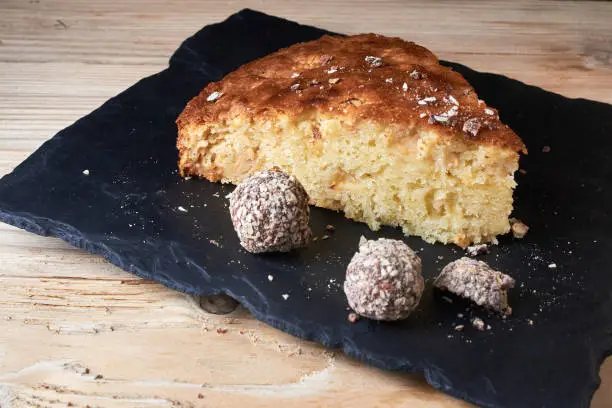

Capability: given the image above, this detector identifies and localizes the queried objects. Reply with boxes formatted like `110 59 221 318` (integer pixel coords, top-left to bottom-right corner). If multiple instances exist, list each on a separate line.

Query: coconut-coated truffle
229 169 312 253
344 238 424 321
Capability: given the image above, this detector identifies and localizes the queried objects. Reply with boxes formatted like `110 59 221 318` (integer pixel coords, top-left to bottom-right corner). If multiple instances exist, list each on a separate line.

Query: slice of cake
176 34 526 247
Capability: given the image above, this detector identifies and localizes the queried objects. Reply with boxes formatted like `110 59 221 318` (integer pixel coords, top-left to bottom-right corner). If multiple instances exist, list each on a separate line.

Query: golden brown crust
177 34 526 154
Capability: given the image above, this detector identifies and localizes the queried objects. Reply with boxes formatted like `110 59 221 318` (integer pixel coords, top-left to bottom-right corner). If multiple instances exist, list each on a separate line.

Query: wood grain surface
1 1 611 407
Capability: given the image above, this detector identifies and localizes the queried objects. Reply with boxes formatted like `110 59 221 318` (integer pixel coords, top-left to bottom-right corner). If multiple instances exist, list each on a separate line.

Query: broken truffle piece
434 257 515 315
228 169 312 253
344 238 424 321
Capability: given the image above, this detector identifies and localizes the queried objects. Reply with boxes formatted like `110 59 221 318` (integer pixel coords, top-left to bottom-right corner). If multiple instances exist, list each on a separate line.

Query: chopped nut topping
419 112 427 118
429 114 448 124
402 82 408 91
308 79 320 86
478 99 485 106
327 66 338 74
463 118 481 136
291 72 300 78
319 54 334 64
328 78 341 84
509 218 529 239
417 96 437 105
290 83 301 91
409 69 426 79
430 105 459 123
385 77 393 83
484 108 496 116
206 91 223 102
364 55 383 67
448 95 459 105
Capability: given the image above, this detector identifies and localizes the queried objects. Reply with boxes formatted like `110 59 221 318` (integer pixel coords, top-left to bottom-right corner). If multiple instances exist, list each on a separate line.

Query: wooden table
1 1 611 406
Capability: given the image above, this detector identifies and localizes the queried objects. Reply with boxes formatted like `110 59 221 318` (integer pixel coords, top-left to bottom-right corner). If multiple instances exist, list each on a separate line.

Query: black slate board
1 9 611 408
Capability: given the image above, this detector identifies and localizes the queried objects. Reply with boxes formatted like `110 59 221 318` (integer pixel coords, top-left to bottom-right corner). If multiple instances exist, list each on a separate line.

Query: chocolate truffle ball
229 169 312 253
344 238 424 321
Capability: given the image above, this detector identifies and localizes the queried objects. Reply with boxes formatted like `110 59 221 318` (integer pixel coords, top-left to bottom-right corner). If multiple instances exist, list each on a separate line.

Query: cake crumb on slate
466 244 488 256
472 317 486 331
348 312 360 323
510 218 529 239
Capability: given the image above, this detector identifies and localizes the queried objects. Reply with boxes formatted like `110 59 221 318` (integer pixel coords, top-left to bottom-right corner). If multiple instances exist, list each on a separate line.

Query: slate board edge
1 208 610 408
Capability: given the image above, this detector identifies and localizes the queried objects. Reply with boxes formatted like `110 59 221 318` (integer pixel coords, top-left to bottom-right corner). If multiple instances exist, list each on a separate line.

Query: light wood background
1 1 611 407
